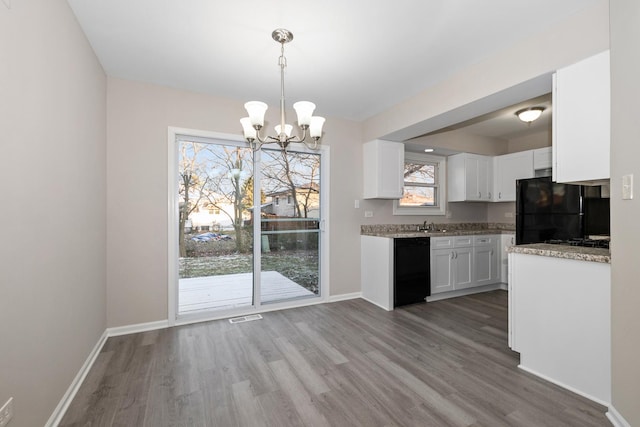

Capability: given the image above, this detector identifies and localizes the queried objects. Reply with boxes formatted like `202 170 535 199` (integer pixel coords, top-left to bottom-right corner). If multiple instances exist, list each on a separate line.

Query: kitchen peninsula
508 243 611 405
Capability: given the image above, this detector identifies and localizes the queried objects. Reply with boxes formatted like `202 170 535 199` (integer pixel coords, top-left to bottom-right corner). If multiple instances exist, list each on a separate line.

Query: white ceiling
66 0 599 126
434 93 552 139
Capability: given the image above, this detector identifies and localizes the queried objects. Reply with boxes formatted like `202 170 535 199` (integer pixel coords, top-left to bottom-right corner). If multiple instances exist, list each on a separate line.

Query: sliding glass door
259 148 321 305
174 135 323 317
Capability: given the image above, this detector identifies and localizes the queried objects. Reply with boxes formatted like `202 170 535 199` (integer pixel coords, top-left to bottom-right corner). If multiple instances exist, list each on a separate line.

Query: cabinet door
495 151 534 201
453 247 473 289
553 50 610 183
430 249 454 294
464 157 481 201
363 140 404 199
477 156 493 201
474 245 499 286
533 147 552 171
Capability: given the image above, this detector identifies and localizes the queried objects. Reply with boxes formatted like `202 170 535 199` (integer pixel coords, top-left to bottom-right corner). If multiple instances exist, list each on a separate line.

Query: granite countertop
507 243 611 264
361 223 515 238
365 229 515 238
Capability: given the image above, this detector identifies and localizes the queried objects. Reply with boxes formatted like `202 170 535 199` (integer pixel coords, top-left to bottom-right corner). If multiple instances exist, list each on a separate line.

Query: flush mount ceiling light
240 28 325 151
515 106 545 124
424 148 434 153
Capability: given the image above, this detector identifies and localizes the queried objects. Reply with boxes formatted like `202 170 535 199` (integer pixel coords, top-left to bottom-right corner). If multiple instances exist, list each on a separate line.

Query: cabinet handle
499 192 502 199
490 250 494 256
451 251 455 260
478 192 481 198
488 192 492 199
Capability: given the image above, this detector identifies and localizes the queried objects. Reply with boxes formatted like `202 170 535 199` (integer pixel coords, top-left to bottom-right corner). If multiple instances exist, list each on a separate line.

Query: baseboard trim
517 364 610 408
107 320 170 337
328 292 361 302
427 283 505 302
606 405 632 427
45 330 108 427
360 296 393 311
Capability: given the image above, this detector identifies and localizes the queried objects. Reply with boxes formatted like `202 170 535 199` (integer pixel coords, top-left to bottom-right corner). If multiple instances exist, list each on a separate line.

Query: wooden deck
179 271 316 313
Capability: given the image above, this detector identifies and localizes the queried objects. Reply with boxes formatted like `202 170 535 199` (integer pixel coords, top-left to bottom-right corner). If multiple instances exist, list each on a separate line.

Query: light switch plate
622 174 633 200
364 211 373 218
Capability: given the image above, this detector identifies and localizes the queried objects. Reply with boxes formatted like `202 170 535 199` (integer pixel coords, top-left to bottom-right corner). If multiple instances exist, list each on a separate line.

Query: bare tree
202 145 253 252
178 143 210 257
261 150 320 218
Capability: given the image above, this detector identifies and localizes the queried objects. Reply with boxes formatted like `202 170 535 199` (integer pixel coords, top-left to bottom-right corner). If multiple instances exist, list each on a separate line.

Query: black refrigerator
515 177 585 244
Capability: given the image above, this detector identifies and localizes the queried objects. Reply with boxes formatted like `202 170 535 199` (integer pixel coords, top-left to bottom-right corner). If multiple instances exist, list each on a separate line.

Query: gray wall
610 0 640 424
0 1 107 426
106 77 365 327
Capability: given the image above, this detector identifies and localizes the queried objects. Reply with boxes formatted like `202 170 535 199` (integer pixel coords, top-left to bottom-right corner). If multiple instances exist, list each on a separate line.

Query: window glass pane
404 162 435 184
399 186 436 207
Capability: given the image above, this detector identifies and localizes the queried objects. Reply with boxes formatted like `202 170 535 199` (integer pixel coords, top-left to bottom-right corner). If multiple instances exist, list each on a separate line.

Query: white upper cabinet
494 151 534 202
533 147 552 171
363 140 404 199
448 153 493 202
553 50 610 184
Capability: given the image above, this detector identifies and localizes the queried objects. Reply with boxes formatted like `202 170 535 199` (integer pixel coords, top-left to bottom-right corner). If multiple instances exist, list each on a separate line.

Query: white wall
106 77 364 327
363 1 610 142
507 130 551 153
610 0 640 424
0 1 107 426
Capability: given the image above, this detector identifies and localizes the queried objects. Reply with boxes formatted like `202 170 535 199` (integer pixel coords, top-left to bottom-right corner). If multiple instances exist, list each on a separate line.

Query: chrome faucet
420 220 437 231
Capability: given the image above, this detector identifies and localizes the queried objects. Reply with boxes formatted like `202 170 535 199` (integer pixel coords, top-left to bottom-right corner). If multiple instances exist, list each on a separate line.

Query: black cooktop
545 238 610 249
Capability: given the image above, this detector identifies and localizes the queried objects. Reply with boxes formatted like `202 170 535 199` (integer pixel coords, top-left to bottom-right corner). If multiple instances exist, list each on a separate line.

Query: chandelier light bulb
310 117 326 139
240 117 257 140
275 124 293 138
245 101 268 127
293 101 316 127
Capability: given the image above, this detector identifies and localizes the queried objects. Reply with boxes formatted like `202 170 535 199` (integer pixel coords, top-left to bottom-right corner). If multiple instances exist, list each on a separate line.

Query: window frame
393 152 447 216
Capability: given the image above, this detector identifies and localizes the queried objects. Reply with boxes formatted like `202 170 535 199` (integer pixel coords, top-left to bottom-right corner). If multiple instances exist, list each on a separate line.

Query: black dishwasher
394 237 430 307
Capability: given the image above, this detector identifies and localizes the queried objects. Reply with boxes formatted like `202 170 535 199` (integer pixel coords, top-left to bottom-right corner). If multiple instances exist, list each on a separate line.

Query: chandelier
240 29 325 151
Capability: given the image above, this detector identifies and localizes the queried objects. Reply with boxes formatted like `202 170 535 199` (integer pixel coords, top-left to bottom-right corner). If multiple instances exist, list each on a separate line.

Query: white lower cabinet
431 234 501 295
431 248 455 294
473 235 500 286
430 236 473 294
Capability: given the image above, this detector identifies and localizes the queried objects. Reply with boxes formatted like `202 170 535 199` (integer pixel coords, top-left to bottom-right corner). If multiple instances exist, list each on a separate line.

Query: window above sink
393 152 446 216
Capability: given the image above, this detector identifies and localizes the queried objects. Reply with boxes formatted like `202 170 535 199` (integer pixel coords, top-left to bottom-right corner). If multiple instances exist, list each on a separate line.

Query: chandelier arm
301 138 319 150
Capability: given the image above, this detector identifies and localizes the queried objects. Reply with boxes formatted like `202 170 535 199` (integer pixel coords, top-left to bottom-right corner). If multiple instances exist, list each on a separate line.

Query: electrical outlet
505 212 514 218
0 397 13 427
364 211 373 218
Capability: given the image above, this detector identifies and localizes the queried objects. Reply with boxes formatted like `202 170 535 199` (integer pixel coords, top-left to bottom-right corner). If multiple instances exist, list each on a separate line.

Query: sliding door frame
167 126 330 327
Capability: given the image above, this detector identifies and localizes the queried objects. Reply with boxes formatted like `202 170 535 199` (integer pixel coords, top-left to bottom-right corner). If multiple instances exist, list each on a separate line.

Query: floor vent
229 314 263 324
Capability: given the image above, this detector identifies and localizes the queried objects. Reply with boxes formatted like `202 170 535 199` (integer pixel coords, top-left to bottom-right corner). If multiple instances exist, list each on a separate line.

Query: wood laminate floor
60 291 610 426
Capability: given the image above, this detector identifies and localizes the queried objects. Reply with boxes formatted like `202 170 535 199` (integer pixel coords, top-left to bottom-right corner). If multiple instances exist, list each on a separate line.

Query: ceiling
66 0 598 127
429 93 552 139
